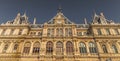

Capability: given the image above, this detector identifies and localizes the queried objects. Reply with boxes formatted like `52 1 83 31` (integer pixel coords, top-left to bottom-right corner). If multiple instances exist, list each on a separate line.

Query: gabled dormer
13 13 29 24
92 12 108 24
4 13 30 25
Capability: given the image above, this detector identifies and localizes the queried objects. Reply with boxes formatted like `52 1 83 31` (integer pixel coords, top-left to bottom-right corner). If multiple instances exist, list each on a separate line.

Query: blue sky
0 0 120 24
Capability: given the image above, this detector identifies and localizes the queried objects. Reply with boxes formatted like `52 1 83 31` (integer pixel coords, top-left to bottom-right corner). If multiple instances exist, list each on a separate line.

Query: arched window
79 42 87 53
33 42 40 54
23 42 31 54
13 44 18 51
66 41 74 55
112 45 118 53
56 41 63 55
3 44 9 53
102 45 108 53
46 41 53 55
89 42 97 53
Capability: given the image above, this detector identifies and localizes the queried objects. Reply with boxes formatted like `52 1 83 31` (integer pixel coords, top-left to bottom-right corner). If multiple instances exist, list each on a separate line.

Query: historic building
0 9 120 61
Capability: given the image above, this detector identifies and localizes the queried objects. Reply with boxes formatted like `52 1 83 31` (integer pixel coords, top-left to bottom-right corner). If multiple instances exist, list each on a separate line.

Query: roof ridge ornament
84 18 88 24
33 17 36 24
57 5 62 13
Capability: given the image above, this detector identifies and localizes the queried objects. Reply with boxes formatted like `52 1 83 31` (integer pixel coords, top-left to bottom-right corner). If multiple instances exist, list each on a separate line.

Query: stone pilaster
43 27 47 37
102 28 106 35
63 28 65 37
14 29 19 35
76 41 79 55
74 28 77 36
0 29 3 35
0 42 4 53
118 29 120 34
18 40 24 53
7 42 14 53
54 28 56 37
22 29 28 35
5 29 11 35
72 28 75 36
29 42 33 55
86 42 90 54
110 28 114 35
116 42 120 53
93 29 98 35
73 40 77 55
96 42 102 53
53 41 56 55
106 42 112 53
63 41 66 55
40 41 46 55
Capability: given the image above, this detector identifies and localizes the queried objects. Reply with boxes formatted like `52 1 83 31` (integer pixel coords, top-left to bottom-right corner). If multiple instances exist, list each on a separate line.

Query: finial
23 11 27 16
84 18 88 24
57 5 62 13
17 13 21 16
100 12 104 17
93 10 97 17
33 17 36 24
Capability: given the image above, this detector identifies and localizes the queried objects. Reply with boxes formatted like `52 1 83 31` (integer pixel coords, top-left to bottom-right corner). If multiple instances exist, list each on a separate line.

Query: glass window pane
66 41 73 55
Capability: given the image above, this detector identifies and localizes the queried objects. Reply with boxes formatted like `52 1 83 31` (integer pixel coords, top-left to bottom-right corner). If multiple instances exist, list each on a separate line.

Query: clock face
57 20 62 23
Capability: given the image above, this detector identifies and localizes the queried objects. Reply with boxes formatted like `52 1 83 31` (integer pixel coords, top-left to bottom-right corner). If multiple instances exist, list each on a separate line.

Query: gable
47 12 74 24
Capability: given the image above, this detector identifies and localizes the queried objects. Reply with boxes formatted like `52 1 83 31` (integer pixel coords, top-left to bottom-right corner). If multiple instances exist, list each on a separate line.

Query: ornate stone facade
0 10 120 61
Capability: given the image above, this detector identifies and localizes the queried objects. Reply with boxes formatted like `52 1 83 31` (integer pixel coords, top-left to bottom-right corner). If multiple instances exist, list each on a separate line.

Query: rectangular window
47 28 54 37
38 32 42 36
84 32 87 35
30 32 33 35
97 29 102 35
114 29 119 35
18 29 23 35
30 32 36 35
77 32 82 36
65 28 72 37
3 44 9 53
1 29 6 35
106 28 111 35
10 29 14 35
